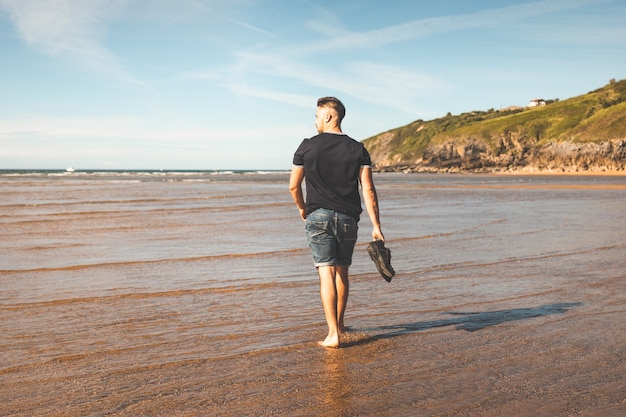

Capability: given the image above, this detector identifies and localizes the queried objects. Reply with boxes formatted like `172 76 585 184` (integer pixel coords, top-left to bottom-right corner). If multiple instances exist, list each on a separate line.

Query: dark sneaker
367 240 395 282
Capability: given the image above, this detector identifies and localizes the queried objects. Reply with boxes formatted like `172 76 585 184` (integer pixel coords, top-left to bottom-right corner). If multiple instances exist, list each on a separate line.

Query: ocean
1 170 625 416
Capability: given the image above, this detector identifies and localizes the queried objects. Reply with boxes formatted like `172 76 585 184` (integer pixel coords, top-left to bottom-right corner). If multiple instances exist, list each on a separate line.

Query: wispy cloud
298 0 609 53
0 0 122 54
0 113 309 168
190 0 604 113
225 17 280 40
0 0 267 87
223 84 312 108
517 14 626 47
0 115 308 144
194 52 452 115
0 0 149 86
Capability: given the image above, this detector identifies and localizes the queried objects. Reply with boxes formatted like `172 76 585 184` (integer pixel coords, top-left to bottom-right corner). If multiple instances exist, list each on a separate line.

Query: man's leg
335 266 349 332
318 265 351 348
318 265 340 348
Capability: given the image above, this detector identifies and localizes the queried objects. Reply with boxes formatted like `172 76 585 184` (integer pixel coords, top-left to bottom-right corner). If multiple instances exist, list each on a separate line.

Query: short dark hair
317 96 345 122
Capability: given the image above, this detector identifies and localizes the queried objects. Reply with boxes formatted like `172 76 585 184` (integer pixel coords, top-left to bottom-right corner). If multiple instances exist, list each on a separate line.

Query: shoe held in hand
367 240 395 282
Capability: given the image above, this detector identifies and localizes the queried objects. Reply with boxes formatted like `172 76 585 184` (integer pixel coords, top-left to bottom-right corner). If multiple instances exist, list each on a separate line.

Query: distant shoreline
488 170 626 176
0 169 290 175
2 168 624 177
374 166 626 176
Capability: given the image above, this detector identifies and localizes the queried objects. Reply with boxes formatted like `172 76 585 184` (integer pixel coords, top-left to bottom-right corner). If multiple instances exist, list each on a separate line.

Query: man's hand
372 225 384 241
360 167 384 241
289 166 307 221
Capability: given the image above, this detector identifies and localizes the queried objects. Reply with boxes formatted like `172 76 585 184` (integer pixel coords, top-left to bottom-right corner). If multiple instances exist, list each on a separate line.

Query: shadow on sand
345 302 583 347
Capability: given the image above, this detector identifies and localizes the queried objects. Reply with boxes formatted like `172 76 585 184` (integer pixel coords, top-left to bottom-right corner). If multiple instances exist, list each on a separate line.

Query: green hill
363 78 626 172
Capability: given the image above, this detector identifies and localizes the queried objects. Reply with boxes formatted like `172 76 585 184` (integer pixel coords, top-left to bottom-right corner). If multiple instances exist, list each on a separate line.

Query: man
289 96 384 348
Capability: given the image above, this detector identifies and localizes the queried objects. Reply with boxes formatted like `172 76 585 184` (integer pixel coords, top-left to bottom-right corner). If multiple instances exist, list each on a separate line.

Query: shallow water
1 172 625 416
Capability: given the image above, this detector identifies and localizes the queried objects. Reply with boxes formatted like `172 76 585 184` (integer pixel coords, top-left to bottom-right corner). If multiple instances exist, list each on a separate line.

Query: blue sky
1 0 625 170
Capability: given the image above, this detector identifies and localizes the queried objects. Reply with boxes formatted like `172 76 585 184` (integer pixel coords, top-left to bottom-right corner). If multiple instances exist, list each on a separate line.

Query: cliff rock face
366 79 626 173
374 136 626 173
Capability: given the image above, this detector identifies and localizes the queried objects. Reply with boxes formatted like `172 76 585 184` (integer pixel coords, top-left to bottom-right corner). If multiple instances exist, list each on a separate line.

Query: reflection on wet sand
321 349 351 417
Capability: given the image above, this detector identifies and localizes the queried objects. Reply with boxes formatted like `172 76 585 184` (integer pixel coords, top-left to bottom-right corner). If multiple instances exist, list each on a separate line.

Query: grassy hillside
363 78 626 167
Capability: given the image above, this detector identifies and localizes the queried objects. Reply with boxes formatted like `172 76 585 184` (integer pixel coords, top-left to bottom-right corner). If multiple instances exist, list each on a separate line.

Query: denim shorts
305 208 358 267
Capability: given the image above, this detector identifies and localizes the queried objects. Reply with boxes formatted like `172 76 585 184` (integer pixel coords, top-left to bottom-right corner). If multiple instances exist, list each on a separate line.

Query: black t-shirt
293 133 372 221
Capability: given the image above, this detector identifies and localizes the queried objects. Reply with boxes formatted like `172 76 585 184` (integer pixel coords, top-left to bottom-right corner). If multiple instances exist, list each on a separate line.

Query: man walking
289 96 384 348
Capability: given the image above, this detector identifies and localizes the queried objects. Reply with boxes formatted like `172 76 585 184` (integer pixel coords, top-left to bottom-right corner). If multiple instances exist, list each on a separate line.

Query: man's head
315 96 345 134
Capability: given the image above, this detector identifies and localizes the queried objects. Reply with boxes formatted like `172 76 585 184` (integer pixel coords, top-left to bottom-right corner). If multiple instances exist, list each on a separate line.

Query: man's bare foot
318 334 340 348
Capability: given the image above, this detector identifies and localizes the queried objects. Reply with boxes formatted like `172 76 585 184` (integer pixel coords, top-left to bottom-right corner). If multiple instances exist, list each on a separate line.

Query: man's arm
359 167 384 241
289 166 307 221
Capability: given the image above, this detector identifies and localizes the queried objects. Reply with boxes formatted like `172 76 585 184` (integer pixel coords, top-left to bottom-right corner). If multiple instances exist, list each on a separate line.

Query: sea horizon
0 168 291 174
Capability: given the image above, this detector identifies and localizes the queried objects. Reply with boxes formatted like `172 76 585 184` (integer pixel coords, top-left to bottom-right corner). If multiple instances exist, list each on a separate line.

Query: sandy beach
1 171 624 416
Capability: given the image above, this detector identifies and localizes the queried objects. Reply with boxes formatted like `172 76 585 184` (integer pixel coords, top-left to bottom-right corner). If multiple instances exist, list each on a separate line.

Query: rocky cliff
364 79 626 173
375 136 626 173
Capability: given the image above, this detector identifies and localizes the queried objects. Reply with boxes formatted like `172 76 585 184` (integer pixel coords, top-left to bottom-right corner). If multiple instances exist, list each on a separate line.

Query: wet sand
2 285 624 417
1 172 625 416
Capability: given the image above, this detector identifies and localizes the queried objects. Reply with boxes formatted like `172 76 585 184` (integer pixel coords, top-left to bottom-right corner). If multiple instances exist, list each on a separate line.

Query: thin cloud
0 0 148 87
222 84 312 108
0 115 308 144
201 0 604 113
298 0 610 53
517 15 626 46
212 52 451 115
225 17 280 40
0 0 122 54
0 114 308 168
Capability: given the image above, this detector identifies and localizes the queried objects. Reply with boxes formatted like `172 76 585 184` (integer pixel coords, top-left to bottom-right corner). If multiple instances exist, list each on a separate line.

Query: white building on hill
528 98 546 107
